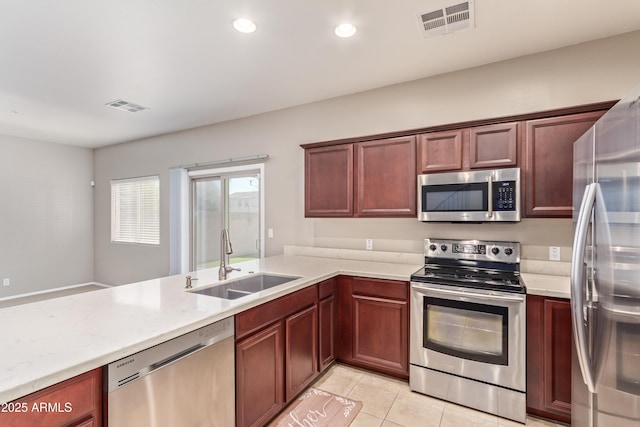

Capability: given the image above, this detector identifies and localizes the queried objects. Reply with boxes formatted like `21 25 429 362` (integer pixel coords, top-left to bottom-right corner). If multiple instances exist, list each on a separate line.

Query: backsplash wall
295 217 573 262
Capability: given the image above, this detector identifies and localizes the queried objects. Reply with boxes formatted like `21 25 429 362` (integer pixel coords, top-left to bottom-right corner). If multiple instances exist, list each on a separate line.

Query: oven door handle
412 283 525 303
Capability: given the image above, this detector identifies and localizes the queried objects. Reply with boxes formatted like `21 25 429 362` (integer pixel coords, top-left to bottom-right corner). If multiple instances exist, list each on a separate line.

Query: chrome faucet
219 228 240 280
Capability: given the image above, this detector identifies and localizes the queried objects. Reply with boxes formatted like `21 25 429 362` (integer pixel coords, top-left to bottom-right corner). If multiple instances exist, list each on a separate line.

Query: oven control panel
424 238 520 263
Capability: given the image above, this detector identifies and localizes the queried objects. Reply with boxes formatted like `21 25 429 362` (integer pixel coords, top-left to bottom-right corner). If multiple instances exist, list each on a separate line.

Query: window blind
111 175 160 245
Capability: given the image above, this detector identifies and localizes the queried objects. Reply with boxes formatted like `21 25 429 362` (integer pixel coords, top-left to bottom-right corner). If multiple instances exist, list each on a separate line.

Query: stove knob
440 245 448 252
504 248 513 256
491 247 500 255
429 244 437 251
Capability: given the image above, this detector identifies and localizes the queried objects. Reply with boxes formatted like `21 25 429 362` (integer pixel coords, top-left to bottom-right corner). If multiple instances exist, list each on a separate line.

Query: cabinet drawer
236 285 318 339
0 369 102 427
351 277 407 300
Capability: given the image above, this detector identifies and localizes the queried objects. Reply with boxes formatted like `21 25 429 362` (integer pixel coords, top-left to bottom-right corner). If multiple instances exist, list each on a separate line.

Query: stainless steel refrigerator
572 85 640 426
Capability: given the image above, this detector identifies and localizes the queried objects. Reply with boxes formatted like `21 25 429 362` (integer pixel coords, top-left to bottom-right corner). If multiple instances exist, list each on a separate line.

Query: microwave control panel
492 180 516 211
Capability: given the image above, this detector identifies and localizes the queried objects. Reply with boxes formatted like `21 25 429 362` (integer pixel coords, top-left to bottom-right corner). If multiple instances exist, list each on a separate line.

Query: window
111 175 160 245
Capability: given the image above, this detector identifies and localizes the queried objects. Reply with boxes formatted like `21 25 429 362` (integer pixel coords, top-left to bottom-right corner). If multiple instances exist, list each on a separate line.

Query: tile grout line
382 391 401 426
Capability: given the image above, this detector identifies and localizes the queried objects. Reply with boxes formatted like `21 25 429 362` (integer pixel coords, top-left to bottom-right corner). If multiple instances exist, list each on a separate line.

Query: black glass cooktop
411 263 525 294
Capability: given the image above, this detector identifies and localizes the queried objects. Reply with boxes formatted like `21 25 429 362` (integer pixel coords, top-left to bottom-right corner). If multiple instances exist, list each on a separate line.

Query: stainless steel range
410 238 526 423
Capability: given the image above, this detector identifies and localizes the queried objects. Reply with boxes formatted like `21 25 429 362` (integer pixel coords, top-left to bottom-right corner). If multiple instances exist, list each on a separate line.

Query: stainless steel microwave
417 168 520 222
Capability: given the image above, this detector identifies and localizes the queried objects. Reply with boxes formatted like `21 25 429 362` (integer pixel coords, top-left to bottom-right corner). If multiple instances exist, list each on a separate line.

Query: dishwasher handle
149 343 206 372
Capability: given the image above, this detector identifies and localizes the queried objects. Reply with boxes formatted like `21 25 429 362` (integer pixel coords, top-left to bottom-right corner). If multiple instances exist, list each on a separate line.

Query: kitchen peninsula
0 250 570 425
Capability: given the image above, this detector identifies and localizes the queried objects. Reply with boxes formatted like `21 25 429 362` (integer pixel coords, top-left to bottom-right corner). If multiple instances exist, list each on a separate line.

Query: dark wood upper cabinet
418 122 519 173
469 122 518 169
303 101 615 218
355 136 416 217
523 111 606 217
417 130 463 173
304 136 416 218
304 144 353 217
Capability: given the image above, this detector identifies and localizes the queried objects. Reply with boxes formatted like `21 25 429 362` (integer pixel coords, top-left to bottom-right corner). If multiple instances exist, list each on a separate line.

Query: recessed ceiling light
233 18 257 34
334 23 357 38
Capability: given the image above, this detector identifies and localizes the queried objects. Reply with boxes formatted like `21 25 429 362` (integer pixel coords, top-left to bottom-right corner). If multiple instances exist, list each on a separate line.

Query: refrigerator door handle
571 182 598 393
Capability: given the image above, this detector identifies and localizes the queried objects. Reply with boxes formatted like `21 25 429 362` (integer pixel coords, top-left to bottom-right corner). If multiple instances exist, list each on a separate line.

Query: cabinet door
417 130 463 173
524 111 605 217
236 322 284 427
0 369 102 427
354 136 417 217
285 305 319 401
318 294 336 371
526 295 572 424
351 294 408 378
469 122 518 169
304 144 354 217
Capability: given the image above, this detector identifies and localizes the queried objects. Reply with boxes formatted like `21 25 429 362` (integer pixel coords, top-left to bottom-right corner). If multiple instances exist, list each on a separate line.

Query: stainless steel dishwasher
106 317 235 426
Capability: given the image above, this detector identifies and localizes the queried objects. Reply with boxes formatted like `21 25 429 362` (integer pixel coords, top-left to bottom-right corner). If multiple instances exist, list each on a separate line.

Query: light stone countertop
0 253 570 404
520 273 571 299
0 254 417 404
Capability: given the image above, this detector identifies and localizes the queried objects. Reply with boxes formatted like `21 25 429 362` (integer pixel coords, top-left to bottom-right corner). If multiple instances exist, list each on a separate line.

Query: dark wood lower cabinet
318 279 337 371
236 322 284 427
526 295 572 424
235 285 318 427
338 276 409 379
0 368 102 427
285 305 318 401
235 276 410 426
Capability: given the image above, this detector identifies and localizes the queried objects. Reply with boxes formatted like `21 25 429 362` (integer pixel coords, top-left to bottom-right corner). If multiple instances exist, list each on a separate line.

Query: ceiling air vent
105 99 149 113
419 1 474 39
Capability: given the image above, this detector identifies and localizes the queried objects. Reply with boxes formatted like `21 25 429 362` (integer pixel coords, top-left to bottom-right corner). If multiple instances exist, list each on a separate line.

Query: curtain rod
177 154 269 170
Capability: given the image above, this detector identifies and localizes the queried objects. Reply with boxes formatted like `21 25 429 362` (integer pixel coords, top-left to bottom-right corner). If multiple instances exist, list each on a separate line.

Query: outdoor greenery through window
111 175 160 245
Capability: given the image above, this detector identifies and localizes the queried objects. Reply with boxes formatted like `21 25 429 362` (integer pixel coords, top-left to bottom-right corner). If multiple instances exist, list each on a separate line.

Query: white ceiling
2 0 640 148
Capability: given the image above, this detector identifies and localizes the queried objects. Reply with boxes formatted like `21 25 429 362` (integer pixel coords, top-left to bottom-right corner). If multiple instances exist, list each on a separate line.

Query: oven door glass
423 297 508 365
421 182 488 212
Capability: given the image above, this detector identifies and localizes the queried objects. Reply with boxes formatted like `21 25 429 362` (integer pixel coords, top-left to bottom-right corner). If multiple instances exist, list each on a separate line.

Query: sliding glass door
191 171 260 271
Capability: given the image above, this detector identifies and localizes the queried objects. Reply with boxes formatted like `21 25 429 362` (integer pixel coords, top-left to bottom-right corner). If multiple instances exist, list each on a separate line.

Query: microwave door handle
487 175 493 219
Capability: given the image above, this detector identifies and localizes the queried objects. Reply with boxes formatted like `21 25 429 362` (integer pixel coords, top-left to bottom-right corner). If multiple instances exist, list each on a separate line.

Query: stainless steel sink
190 273 300 300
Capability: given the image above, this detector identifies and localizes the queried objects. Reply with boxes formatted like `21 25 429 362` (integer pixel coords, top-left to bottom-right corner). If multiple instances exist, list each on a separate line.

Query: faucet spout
219 228 240 280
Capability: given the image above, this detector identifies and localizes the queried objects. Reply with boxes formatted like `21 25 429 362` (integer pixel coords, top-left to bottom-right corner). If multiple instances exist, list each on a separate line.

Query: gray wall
93 30 640 286
0 134 94 298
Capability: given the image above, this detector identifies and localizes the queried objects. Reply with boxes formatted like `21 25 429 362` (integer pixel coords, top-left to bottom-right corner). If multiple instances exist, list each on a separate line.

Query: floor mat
269 387 362 427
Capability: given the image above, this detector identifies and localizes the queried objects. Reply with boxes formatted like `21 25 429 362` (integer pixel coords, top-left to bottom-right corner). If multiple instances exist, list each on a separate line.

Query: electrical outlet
365 239 373 251
2 278 9 287
549 246 561 261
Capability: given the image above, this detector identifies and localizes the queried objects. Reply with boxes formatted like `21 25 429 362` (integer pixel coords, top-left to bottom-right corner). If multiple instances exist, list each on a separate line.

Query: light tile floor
309 363 567 427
